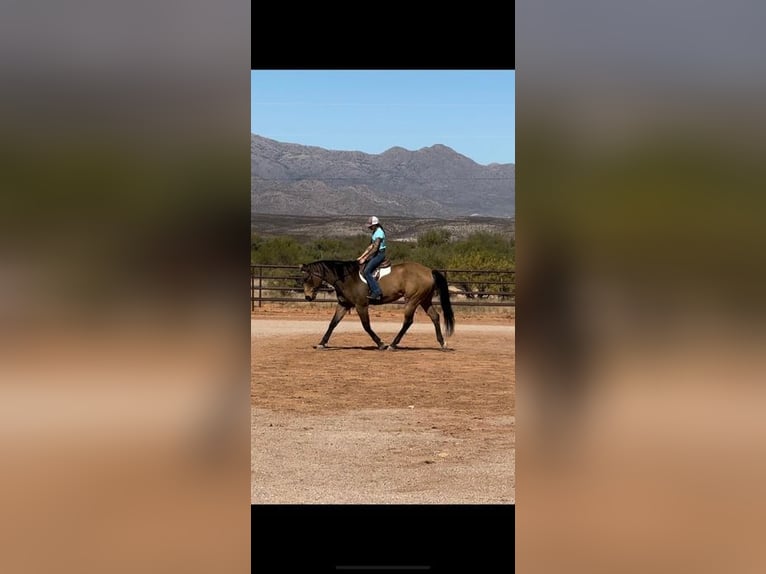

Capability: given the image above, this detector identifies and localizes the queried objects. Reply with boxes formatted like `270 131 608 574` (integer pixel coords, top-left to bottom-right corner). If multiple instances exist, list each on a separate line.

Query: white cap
366 216 380 227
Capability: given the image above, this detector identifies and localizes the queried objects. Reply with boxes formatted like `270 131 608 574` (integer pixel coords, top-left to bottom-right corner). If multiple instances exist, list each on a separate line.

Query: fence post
258 265 263 308
502 272 506 302
251 267 255 311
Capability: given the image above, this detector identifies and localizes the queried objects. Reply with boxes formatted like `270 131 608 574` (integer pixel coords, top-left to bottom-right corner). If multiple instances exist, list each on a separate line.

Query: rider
357 216 387 300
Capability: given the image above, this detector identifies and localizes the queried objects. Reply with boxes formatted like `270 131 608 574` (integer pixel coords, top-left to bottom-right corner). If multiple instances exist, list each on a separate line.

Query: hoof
314 344 328 350
387 345 398 352
440 345 449 352
376 344 388 351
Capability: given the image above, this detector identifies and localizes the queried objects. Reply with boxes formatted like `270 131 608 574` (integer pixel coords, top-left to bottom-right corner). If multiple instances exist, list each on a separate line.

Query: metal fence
251 264 515 310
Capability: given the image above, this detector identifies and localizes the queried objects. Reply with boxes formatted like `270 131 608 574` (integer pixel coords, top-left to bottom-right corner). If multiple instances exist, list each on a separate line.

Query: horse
299 260 455 351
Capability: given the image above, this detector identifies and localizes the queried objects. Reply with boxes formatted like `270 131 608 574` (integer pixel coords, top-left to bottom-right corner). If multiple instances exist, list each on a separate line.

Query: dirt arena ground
251 304 515 503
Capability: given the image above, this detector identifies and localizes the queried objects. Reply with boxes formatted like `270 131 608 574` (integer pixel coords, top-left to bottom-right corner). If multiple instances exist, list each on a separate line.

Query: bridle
302 266 343 293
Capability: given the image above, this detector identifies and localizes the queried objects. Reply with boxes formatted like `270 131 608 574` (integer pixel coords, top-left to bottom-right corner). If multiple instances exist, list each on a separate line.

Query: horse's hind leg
356 305 387 350
421 299 446 350
389 300 419 349
315 304 349 349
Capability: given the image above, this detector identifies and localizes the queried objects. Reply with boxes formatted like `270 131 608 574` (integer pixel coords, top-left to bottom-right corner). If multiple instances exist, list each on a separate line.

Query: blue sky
251 70 515 166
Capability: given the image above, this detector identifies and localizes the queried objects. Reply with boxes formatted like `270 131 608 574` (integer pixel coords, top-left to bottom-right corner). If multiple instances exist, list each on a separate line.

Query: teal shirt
371 227 386 251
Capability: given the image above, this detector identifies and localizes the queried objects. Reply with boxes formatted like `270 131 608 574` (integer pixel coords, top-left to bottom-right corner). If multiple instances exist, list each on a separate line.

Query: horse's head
300 263 323 301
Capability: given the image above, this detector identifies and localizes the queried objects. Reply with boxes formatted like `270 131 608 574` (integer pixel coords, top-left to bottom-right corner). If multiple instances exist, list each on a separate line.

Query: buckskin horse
300 260 455 351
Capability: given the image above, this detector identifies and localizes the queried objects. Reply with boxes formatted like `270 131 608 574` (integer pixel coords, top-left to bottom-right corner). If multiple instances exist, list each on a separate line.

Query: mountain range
251 134 514 218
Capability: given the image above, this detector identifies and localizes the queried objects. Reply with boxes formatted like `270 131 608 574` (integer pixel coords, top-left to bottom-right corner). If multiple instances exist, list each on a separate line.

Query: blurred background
4 0 766 571
0 1 250 572
517 1 766 572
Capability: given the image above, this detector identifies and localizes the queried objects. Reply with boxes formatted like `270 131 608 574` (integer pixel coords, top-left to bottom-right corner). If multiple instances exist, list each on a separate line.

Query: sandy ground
251 306 515 503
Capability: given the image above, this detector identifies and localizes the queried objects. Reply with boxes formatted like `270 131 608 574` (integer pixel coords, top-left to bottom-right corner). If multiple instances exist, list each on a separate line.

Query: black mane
305 260 360 283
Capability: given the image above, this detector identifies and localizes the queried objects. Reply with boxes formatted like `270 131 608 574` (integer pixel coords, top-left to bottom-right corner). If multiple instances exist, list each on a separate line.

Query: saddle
359 258 391 283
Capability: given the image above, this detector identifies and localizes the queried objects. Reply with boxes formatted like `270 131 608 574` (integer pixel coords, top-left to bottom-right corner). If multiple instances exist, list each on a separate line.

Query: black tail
432 270 455 337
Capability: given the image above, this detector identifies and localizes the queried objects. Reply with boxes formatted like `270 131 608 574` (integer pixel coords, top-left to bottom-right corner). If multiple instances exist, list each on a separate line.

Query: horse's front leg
356 305 387 350
314 304 349 349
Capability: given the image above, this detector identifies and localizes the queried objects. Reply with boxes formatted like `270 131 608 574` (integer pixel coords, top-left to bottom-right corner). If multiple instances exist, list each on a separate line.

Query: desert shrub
252 232 513 267
416 229 452 248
